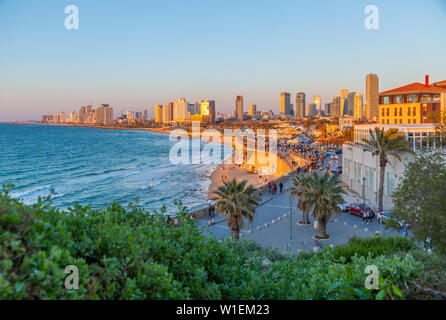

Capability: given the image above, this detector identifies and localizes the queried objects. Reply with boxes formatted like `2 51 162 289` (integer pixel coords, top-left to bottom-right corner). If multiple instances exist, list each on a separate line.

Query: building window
386 108 389 116
365 166 375 190
385 172 396 196
399 108 402 116
408 95 416 103
396 96 403 104
413 107 416 116
383 96 390 104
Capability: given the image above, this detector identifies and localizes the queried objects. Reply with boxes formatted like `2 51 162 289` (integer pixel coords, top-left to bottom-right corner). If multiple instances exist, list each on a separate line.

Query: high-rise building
70 111 77 123
155 105 163 123
341 89 349 100
200 100 216 123
296 92 306 119
248 104 257 116
188 102 200 115
353 93 363 119
97 104 113 124
59 111 66 123
173 98 190 122
163 104 172 123
366 73 379 120
324 103 332 116
347 92 356 116
313 96 321 115
236 95 244 121
332 96 341 117
126 111 134 121
143 109 148 120
280 92 291 115
79 106 87 123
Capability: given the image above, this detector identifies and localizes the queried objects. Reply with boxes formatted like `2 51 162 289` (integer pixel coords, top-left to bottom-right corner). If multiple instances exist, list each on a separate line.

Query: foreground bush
0 186 442 299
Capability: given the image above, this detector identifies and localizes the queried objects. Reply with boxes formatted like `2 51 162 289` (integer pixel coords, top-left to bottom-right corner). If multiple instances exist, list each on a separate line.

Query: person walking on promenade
279 182 283 193
362 211 367 224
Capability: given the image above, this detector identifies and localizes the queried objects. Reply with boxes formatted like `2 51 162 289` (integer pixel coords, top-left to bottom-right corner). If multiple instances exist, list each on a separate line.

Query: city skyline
1 0 446 121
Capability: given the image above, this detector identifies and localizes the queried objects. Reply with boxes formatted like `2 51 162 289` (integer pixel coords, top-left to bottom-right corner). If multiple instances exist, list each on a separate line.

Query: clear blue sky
1 0 446 121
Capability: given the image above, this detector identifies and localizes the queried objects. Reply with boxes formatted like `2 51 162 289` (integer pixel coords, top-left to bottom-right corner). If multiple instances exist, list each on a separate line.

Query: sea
0 123 230 213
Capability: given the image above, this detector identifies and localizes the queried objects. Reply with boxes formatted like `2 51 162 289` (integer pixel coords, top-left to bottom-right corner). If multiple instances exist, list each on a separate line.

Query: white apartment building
342 123 441 210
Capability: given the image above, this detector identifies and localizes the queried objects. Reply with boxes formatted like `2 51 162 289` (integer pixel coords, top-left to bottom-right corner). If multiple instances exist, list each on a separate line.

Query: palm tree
213 178 260 240
362 128 414 212
304 172 346 239
291 175 312 225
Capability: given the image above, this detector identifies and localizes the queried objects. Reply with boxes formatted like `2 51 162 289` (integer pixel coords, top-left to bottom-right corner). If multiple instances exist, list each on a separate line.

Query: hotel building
155 105 163 123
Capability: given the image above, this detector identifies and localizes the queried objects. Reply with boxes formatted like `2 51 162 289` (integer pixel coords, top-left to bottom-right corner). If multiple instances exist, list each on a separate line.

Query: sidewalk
197 176 399 254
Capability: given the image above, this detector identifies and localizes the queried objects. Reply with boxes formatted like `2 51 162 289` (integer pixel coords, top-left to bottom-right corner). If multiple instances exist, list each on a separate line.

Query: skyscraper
353 93 363 119
332 96 341 117
200 100 216 123
236 95 244 121
248 104 257 116
163 104 172 123
280 92 291 115
155 105 163 123
96 104 113 125
347 92 356 116
324 103 332 116
341 89 349 99
366 73 379 120
296 92 306 119
173 98 190 122
313 96 321 115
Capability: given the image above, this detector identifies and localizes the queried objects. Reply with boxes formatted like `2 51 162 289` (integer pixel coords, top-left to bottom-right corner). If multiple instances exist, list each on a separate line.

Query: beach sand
206 149 294 200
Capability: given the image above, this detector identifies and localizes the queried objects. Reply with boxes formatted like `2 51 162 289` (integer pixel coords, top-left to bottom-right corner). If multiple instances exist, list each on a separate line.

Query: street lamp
362 177 366 204
289 186 293 240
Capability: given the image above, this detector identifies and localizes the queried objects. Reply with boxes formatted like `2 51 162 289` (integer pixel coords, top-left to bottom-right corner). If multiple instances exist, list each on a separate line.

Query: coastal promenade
196 165 399 254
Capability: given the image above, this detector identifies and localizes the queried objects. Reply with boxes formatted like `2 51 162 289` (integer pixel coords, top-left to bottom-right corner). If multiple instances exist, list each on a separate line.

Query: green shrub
0 186 430 300
329 236 416 263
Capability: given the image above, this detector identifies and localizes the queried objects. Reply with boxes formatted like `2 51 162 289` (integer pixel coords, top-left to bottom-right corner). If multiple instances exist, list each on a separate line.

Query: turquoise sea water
0 124 228 213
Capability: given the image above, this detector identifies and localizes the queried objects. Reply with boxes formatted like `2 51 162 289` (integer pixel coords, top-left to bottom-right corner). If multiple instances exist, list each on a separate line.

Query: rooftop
379 82 446 95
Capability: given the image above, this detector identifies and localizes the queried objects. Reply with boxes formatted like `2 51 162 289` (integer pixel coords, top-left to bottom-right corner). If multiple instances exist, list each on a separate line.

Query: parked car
338 203 349 212
348 203 375 218
336 166 343 174
335 148 342 154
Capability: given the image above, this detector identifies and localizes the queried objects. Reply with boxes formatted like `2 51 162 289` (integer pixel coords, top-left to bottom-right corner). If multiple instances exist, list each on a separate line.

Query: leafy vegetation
391 150 446 254
0 184 444 300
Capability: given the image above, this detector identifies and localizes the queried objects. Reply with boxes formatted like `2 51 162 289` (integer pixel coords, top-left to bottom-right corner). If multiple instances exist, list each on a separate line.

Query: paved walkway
197 173 399 254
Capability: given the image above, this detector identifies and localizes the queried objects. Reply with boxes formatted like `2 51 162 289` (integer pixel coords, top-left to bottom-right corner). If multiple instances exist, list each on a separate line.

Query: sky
1 0 446 121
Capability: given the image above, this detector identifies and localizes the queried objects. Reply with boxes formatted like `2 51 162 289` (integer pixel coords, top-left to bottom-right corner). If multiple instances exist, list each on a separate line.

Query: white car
338 203 349 212
377 211 391 223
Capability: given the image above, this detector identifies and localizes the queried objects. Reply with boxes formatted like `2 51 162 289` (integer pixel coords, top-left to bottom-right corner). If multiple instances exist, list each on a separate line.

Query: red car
348 203 375 218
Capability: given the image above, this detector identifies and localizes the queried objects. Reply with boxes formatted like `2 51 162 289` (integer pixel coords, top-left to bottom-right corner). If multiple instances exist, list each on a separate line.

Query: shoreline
10 122 297 219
